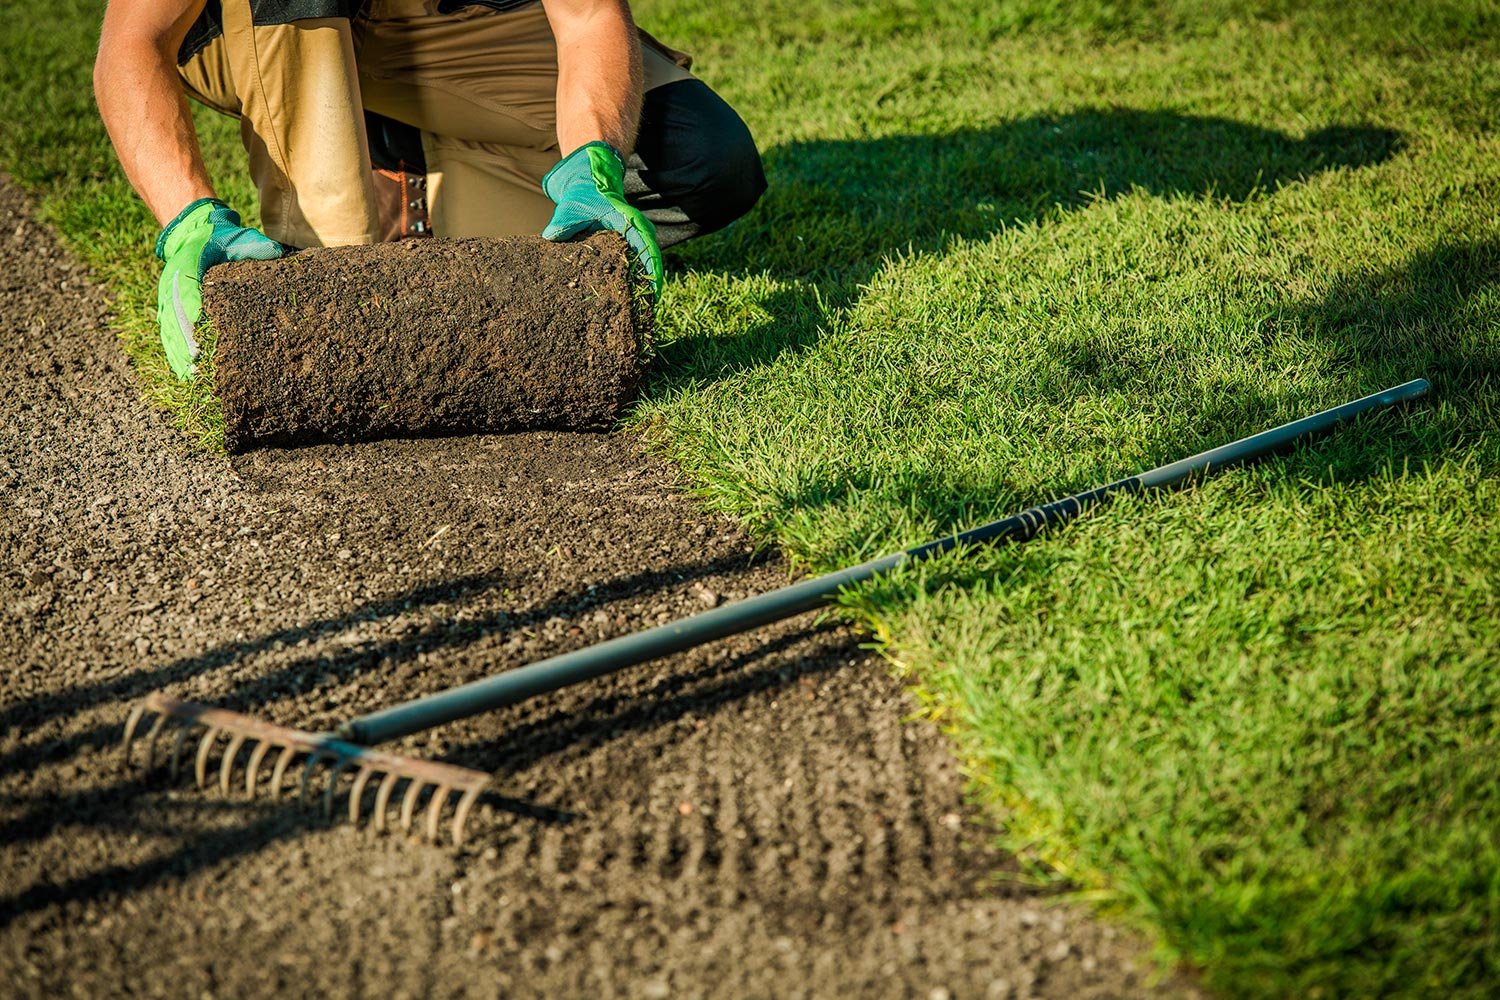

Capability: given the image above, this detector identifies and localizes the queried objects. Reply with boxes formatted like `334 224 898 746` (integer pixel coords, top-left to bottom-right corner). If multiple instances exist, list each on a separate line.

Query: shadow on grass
656 108 1402 381
656 106 1500 539
1292 239 1500 473
1049 237 1499 474
713 239 1500 555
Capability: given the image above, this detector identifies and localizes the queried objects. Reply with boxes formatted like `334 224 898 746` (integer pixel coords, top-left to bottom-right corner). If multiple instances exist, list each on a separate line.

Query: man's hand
541 142 662 297
156 198 284 379
539 0 657 294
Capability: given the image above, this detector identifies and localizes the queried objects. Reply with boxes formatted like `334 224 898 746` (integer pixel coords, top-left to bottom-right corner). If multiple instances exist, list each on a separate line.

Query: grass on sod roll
2 1 1497 996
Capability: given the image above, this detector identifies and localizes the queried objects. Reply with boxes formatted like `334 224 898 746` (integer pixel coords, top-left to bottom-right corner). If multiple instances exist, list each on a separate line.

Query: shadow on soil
0 637 858 929
0 547 768 777
445 625 858 778
0 542 863 924
1 568 510 743
0 800 325 931
657 107 1403 380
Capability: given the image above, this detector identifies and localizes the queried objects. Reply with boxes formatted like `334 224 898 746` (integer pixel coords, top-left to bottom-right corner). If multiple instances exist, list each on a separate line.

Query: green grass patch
639 2 1500 996
3 1 1497 996
0 0 254 448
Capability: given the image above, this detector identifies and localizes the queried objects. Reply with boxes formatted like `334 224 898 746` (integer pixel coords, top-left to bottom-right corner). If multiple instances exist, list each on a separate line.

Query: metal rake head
122 693 490 846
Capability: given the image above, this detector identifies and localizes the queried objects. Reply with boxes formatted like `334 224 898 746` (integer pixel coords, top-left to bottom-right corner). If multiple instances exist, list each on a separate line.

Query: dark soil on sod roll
0 179 1205 1000
205 232 649 452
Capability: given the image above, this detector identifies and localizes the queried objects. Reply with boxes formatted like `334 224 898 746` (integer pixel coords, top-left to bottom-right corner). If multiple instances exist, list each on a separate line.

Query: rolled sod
202 233 650 453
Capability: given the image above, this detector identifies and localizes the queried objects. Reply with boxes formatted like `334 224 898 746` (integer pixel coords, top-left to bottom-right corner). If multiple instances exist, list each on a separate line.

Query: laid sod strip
631 4 1500 998
4 1 1498 997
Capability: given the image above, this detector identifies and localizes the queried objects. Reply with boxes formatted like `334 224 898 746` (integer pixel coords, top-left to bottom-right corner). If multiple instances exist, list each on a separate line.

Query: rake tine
121 703 148 770
245 739 273 798
373 771 400 833
218 732 248 795
424 784 451 844
451 785 483 848
194 726 222 789
374 772 401 833
270 744 299 799
142 713 170 772
323 758 357 819
169 724 196 780
400 779 426 834
349 766 377 825
299 749 329 805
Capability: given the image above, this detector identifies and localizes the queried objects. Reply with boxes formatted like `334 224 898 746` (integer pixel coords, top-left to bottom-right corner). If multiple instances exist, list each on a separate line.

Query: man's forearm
545 0 643 155
95 0 216 225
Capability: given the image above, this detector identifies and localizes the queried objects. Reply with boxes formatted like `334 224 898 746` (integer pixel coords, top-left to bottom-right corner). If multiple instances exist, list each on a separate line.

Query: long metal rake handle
342 378 1430 746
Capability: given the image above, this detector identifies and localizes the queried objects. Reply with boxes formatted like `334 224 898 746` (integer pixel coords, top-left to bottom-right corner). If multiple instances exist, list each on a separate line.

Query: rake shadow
0 546 769 778
1 600 859 925
1 570 864 923
0 769 580 930
0 568 512 738
440 624 862 780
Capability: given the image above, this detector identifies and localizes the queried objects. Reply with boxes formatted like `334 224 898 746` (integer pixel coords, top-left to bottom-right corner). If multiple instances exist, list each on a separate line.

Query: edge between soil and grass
4 2 1499 998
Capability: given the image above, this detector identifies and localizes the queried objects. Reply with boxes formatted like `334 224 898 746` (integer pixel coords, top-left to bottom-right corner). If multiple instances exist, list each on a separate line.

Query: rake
122 379 1429 846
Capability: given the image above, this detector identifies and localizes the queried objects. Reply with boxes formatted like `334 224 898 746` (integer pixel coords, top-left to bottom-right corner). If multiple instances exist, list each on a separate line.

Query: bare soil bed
0 180 1201 1000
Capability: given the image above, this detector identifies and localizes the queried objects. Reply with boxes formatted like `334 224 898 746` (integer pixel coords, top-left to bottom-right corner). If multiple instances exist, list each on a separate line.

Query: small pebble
986 979 1013 1000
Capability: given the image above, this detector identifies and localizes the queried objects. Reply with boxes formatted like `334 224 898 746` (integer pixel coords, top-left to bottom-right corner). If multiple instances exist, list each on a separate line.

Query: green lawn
3 2 1497 996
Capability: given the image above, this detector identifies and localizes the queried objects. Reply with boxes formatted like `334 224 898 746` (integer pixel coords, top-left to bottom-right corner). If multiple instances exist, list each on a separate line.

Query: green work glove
155 197 284 379
541 141 662 298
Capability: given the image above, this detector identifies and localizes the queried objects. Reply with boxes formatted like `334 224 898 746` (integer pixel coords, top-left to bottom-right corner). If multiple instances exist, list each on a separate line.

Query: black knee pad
631 80 767 245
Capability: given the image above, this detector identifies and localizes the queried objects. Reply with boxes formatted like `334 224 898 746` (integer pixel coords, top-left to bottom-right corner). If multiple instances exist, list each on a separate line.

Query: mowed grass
2 1 1497 996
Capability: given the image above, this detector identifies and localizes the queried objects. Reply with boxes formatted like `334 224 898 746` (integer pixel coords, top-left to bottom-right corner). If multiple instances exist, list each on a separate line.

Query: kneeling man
95 0 766 377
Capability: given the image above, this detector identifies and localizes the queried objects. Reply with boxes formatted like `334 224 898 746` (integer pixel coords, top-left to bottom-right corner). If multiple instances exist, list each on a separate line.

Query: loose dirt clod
205 233 650 452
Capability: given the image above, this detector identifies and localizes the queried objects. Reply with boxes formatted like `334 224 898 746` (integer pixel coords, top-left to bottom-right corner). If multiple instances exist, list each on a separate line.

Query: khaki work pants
179 0 694 248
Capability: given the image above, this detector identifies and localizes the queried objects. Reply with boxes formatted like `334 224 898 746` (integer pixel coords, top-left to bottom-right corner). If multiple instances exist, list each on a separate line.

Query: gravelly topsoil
0 180 1202 1000
208 234 647 452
